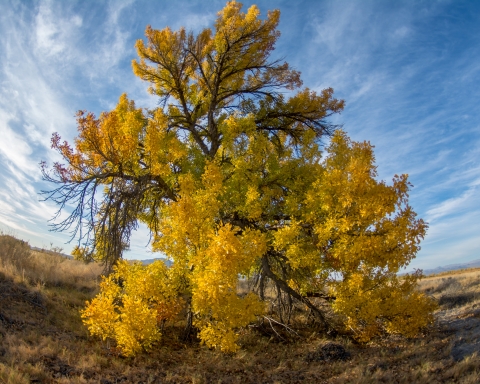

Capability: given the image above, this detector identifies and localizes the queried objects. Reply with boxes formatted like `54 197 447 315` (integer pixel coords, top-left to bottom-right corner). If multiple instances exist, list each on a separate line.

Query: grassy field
0 234 479 383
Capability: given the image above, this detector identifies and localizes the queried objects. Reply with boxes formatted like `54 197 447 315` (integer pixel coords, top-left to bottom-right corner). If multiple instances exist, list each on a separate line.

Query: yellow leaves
153 161 268 352
71 245 89 262
80 119 432 352
193 290 264 352
81 295 118 341
244 186 262 220
115 296 161 356
331 271 437 342
96 94 143 166
52 93 147 183
284 129 432 341
144 108 187 178
133 26 190 98
185 220 265 351
304 130 426 271
147 156 268 354
214 1 278 58
81 260 181 356
208 226 265 277
219 114 256 153
71 1 433 355
197 323 239 353
201 162 224 194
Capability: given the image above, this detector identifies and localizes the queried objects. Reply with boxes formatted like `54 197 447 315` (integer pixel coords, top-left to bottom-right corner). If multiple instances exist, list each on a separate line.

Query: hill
31 246 73 260
1 234 479 383
421 259 480 276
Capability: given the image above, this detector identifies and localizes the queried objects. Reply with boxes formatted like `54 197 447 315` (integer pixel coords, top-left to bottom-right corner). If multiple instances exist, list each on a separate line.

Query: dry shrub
0 363 30 384
439 292 478 309
0 233 102 290
432 277 462 294
445 352 480 383
26 251 102 290
0 234 31 272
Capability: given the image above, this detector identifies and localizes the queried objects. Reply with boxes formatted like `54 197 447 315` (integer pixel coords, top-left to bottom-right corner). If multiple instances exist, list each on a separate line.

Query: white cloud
412 209 480 270
35 1 66 56
0 0 479 268
0 112 36 177
426 187 478 222
72 15 83 27
393 25 410 39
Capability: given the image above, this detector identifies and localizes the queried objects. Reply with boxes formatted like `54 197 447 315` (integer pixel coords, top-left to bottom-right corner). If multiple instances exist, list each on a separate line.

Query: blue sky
0 0 478 271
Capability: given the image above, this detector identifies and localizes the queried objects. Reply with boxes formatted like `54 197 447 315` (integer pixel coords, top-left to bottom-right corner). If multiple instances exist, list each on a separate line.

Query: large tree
43 1 435 354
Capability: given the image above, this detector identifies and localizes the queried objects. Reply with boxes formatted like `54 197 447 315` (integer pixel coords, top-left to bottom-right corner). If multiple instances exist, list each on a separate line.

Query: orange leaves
50 94 146 183
87 94 143 167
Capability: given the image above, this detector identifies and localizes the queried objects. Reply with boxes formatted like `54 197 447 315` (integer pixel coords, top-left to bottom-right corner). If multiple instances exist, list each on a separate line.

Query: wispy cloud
34 0 83 58
0 0 137 250
0 0 478 266
426 184 479 222
291 0 480 269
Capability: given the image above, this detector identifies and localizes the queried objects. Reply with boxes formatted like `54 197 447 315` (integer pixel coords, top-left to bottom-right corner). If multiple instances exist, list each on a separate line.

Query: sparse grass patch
0 363 30 384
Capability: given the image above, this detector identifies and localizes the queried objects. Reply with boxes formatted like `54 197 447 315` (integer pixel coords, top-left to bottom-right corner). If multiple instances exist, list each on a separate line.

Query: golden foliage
46 1 436 354
81 260 181 356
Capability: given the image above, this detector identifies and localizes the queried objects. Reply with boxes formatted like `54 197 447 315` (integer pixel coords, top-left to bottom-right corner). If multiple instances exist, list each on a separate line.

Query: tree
71 245 91 263
42 1 436 354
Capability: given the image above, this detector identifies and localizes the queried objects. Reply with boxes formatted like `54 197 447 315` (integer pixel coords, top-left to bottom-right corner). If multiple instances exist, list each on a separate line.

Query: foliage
71 245 91 263
43 1 435 354
81 259 182 356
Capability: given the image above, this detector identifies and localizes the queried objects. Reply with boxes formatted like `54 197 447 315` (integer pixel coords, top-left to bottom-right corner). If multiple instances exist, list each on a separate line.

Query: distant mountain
141 258 173 267
31 246 174 267
420 258 480 276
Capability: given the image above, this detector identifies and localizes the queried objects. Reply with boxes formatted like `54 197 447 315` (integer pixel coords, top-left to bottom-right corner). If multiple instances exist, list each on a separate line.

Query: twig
263 316 299 336
263 316 285 341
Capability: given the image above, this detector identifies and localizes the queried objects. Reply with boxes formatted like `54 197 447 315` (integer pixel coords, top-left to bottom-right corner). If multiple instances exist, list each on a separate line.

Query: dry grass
418 269 480 310
0 234 102 290
1 234 479 383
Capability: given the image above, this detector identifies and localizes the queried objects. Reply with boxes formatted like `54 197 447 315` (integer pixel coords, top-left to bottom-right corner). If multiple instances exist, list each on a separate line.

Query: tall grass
0 233 102 290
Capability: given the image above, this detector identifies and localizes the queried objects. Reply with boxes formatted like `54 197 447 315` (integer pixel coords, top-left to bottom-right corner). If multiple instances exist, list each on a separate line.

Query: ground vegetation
0 235 479 383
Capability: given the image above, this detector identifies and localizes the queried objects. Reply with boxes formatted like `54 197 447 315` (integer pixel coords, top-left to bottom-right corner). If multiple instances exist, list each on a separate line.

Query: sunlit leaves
45 1 436 355
81 260 181 356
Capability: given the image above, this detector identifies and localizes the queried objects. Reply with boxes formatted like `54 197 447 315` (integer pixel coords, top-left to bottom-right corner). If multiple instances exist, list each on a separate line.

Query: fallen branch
263 316 299 337
263 316 285 341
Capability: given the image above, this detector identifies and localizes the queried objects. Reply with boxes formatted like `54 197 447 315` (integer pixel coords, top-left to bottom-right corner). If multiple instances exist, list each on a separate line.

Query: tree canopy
42 1 436 355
